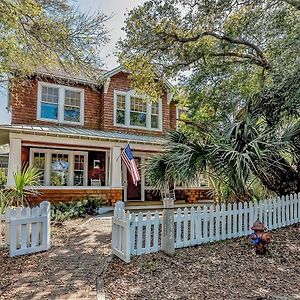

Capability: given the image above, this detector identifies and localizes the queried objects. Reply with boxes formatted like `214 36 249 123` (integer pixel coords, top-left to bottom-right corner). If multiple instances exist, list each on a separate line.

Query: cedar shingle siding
11 72 176 136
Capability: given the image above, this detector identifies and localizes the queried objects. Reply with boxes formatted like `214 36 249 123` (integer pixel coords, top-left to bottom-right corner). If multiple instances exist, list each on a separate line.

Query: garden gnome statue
250 220 272 255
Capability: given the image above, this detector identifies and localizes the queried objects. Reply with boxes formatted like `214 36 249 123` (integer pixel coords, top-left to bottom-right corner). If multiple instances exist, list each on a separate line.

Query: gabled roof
0 124 165 145
102 65 174 91
35 68 106 86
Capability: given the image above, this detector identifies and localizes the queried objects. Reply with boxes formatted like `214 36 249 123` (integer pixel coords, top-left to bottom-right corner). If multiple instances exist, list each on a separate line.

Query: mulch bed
103 224 300 300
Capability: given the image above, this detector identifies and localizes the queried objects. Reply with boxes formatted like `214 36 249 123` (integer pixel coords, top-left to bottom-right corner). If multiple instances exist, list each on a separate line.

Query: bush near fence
112 193 300 262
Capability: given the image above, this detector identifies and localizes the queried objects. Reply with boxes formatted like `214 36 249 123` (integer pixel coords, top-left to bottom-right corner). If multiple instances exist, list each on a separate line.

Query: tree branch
178 118 210 131
170 31 271 69
281 0 300 10
211 52 264 67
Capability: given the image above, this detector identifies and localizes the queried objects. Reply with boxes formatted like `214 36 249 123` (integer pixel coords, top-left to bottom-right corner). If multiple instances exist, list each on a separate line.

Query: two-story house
0 66 210 207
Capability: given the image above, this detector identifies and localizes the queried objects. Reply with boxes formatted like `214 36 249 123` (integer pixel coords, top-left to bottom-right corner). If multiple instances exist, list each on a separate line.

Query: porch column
110 147 122 187
7 138 22 187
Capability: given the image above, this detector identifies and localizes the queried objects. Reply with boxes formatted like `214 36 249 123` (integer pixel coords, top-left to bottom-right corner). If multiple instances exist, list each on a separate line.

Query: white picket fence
0 201 51 257
112 193 300 262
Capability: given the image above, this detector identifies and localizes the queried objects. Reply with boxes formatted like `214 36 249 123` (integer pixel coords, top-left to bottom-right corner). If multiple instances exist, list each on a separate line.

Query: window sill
37 118 84 126
114 123 162 132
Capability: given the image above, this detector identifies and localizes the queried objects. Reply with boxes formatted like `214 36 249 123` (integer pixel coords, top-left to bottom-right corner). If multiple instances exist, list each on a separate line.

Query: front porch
0 124 212 206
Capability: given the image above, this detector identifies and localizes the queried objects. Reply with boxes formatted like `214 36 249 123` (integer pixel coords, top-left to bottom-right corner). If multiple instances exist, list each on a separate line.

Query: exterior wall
169 101 177 130
185 189 213 204
11 78 102 130
29 188 122 206
101 72 170 136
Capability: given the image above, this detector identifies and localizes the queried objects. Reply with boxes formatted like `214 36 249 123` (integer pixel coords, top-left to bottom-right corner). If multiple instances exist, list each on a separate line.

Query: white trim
37 81 85 126
167 92 174 105
103 78 111 93
114 90 163 132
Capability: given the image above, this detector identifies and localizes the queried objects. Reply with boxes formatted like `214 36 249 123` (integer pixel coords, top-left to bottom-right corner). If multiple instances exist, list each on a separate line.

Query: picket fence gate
0 201 51 257
112 193 300 262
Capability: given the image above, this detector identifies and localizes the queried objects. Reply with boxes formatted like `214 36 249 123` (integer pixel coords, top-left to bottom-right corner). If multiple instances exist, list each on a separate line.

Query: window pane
116 110 125 124
41 86 59 103
74 155 85 186
130 96 147 127
130 111 147 127
117 94 126 109
32 152 45 185
64 107 80 123
65 90 81 107
130 97 147 113
41 102 58 120
51 153 69 186
64 90 81 123
151 115 159 129
151 102 159 115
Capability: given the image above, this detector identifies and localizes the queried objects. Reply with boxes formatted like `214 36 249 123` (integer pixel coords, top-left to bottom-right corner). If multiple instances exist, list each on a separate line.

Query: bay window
30 149 87 187
114 90 162 131
38 82 84 125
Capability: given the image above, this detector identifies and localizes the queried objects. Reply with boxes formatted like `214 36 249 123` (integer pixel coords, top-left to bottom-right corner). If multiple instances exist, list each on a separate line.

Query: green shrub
51 196 103 222
0 167 7 186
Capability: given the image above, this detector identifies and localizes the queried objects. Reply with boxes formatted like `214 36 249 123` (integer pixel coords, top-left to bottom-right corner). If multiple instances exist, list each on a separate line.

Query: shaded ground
103 224 300 300
0 216 112 300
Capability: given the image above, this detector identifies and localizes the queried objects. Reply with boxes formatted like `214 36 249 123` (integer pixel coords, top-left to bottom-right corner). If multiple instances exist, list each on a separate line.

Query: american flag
121 144 140 186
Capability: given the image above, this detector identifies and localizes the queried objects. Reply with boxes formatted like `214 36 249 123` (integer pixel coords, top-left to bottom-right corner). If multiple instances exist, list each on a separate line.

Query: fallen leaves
103 224 300 300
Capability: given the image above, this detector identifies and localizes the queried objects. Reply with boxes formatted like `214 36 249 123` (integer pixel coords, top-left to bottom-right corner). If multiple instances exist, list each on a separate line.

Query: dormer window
37 82 84 125
114 90 162 131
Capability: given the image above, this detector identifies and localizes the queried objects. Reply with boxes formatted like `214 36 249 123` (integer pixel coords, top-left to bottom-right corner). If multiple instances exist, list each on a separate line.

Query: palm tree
145 110 300 203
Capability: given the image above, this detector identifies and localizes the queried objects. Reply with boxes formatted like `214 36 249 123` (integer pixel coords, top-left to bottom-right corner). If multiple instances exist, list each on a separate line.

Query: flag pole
116 140 130 161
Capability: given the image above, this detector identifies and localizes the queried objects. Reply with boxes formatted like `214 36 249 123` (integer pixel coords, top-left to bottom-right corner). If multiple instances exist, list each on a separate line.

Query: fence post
40 201 51 250
123 211 131 263
162 198 175 256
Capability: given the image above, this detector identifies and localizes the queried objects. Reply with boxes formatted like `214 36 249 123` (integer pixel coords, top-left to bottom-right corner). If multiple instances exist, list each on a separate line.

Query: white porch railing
0 201 51 257
112 193 300 262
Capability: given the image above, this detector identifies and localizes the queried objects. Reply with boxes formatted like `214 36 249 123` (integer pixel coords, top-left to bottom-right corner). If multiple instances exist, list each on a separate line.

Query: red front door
126 157 141 200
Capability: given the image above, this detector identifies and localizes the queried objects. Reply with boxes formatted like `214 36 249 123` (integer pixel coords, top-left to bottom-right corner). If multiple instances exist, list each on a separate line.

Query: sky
0 0 144 125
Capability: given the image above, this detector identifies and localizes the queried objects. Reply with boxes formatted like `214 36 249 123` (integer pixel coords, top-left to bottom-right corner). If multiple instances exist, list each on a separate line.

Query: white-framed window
116 94 126 125
37 82 84 125
30 148 88 186
114 90 162 131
